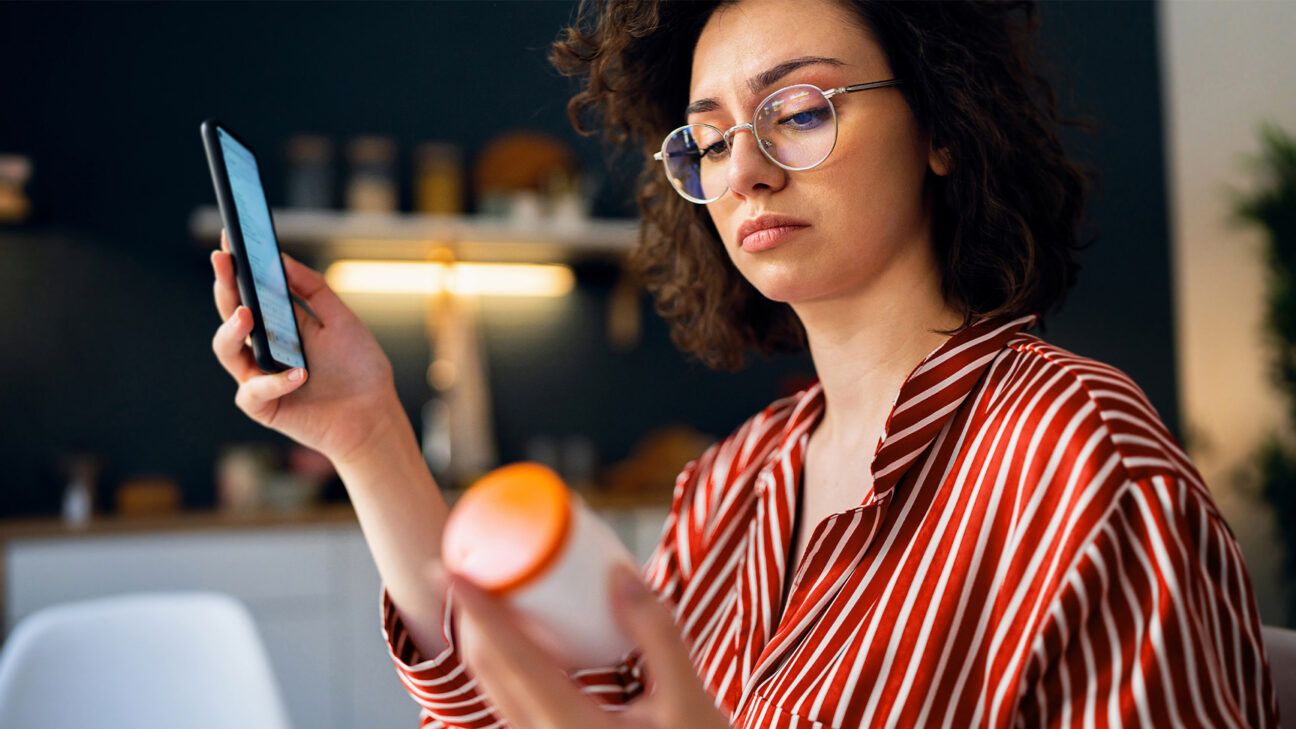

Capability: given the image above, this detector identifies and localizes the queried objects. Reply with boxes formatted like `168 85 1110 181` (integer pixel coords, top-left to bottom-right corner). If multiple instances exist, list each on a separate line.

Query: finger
281 252 344 321
211 249 241 321
608 563 702 701
293 294 323 333
233 366 307 422
444 571 608 727
212 305 260 383
453 611 555 728
213 251 320 336
281 251 327 297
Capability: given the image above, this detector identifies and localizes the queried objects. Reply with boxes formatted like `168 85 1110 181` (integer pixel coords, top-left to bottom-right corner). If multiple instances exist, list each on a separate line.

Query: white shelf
189 206 639 264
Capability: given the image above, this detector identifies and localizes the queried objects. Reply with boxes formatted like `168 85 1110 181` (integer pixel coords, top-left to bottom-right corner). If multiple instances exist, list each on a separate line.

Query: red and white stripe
380 312 1280 728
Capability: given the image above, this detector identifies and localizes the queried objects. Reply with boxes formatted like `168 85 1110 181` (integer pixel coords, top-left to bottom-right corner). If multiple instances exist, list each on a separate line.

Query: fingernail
287 368 303 382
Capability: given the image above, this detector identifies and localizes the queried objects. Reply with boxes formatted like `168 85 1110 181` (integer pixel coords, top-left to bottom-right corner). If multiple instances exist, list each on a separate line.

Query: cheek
706 202 742 250
803 120 929 242
829 103 928 186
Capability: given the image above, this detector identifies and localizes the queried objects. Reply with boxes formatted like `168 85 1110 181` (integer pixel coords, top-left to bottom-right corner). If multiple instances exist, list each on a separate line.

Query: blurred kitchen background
0 1 1293 728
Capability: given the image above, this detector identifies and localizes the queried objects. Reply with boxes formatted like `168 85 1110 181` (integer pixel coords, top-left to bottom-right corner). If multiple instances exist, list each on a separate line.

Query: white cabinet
5 531 337 616
335 530 417 729
1 504 670 729
3 529 344 729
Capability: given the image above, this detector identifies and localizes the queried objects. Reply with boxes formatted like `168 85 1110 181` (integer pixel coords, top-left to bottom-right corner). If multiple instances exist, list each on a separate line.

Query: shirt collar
784 311 1040 504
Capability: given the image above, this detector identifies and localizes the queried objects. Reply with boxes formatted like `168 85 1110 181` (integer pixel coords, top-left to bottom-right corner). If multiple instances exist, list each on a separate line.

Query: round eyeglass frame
653 78 903 204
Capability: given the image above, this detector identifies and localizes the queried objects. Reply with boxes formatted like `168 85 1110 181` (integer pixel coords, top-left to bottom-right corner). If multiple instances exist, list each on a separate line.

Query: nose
724 126 786 201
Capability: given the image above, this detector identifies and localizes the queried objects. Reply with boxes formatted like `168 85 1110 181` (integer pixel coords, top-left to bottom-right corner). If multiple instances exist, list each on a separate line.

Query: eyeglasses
653 79 902 204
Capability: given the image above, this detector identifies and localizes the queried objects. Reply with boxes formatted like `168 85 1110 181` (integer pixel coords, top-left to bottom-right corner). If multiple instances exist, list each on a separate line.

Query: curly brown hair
549 0 1099 372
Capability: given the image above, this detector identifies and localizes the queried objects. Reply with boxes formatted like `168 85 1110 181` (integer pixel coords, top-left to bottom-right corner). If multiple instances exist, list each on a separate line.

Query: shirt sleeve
1015 473 1281 728
378 446 719 729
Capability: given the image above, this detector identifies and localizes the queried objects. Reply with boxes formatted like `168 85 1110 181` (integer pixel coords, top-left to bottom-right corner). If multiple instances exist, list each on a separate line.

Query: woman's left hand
428 560 731 729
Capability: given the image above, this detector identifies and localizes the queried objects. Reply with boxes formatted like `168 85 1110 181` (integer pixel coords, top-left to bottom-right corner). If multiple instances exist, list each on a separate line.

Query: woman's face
689 0 949 306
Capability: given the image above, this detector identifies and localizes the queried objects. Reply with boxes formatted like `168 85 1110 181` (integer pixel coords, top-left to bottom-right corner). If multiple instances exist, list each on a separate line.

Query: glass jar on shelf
345 135 398 213
285 134 334 209
414 141 464 215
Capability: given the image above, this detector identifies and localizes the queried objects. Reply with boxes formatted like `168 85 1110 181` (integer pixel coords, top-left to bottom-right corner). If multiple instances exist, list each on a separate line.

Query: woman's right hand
209 228 400 466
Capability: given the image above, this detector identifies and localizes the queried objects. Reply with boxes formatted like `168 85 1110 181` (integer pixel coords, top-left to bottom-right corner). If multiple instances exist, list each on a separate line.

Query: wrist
329 392 416 475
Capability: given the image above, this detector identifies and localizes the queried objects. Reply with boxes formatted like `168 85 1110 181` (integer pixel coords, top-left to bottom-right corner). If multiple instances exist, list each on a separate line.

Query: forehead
689 0 887 106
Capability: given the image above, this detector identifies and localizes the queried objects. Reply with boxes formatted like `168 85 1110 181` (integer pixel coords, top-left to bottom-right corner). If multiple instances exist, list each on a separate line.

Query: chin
742 269 828 305
743 258 878 307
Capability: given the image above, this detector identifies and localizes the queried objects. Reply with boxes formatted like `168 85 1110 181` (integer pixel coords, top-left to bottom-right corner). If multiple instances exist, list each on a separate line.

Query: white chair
1263 624 1296 726
0 591 293 729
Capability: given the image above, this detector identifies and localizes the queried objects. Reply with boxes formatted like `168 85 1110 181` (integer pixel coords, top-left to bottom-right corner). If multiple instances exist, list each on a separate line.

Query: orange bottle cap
441 462 572 596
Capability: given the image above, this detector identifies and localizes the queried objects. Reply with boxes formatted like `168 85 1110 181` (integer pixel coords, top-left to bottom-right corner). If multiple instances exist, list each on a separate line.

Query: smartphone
200 119 308 374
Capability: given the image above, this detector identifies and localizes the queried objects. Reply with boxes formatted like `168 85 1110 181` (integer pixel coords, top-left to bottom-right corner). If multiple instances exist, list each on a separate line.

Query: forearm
331 392 452 658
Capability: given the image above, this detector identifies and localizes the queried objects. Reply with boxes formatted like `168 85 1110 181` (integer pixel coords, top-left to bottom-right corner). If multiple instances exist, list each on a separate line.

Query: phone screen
217 128 306 369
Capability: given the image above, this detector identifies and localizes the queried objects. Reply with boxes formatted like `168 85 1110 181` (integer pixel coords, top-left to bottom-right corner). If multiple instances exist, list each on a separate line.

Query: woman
209 0 1278 727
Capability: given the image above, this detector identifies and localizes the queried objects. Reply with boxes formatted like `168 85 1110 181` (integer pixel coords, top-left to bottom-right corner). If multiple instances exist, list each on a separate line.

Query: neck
790 231 964 454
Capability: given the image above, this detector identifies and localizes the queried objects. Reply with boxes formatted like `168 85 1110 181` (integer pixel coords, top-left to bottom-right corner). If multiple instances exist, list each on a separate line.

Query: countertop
0 488 673 543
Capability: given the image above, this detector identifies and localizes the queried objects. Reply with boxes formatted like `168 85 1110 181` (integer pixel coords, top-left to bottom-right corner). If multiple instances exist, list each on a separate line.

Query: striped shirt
381 312 1280 728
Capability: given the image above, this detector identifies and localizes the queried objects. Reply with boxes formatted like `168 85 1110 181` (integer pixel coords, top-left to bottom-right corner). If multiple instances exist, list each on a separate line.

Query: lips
737 214 811 252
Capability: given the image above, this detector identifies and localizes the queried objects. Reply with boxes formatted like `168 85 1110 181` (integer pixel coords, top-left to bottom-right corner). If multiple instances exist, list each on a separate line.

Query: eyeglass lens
661 85 838 202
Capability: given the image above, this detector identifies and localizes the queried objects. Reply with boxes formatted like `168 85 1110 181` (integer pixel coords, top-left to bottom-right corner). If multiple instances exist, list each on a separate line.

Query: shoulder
981 339 1255 619
982 331 1200 488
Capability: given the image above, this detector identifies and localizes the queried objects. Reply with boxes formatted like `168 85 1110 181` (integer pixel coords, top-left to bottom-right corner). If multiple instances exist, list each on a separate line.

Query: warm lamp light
324 260 575 297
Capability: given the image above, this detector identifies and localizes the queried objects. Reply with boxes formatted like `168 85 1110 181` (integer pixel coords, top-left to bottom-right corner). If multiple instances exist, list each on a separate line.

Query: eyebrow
684 55 847 117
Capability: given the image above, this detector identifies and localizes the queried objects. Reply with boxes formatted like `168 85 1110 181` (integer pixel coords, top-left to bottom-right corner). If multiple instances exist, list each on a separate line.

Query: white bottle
61 455 97 527
441 462 639 670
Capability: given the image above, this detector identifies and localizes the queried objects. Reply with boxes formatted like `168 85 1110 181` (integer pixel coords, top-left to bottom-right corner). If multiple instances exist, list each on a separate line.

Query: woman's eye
779 106 830 130
701 141 728 159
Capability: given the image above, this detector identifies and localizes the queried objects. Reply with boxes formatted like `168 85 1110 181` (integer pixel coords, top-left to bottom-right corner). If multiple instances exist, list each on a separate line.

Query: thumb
234 368 309 417
608 562 699 700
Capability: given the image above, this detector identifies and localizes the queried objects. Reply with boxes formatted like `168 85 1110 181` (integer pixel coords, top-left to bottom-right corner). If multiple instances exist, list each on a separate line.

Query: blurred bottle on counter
522 434 598 493
116 475 182 517
216 443 276 513
415 142 464 214
345 135 398 213
285 134 334 209
524 434 562 474
561 434 598 492
59 453 100 527
265 444 334 512
0 153 33 224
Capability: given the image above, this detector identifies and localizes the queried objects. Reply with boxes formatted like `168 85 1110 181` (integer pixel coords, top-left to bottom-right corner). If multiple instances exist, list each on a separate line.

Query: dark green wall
0 1 1178 516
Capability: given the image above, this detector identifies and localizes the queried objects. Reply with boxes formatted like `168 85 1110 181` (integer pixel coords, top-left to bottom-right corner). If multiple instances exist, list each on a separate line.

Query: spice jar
345 135 397 212
414 142 463 214
285 134 334 209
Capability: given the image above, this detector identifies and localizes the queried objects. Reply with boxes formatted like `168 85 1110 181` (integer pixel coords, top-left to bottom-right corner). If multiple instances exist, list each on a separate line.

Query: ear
928 143 952 177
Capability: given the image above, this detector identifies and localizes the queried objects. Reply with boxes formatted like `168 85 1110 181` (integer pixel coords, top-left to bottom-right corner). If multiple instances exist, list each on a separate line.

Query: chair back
0 591 293 729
